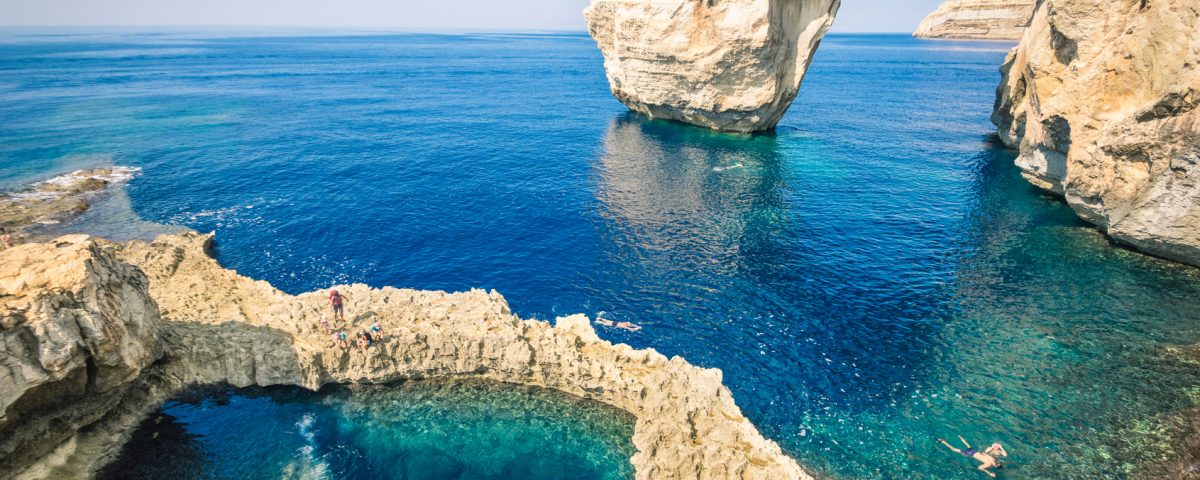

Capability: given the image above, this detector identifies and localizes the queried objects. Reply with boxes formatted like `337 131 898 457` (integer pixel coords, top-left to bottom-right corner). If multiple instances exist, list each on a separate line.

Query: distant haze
1 0 947 33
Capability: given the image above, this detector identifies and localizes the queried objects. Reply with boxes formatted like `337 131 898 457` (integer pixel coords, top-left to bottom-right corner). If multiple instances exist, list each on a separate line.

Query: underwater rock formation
993 0 1200 267
914 0 1035 40
583 0 841 133
0 168 142 244
0 233 812 480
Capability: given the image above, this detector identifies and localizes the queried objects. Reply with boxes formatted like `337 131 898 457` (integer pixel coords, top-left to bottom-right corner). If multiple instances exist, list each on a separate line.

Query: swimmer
616 321 641 332
595 317 615 327
938 435 1007 477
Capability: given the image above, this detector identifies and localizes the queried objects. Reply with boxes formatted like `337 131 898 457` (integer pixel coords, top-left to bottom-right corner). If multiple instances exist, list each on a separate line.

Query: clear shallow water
97 381 636 480
3 30 1200 479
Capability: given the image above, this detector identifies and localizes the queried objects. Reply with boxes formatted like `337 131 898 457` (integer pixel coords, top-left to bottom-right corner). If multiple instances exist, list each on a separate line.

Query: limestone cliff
584 0 840 133
993 0 1200 267
0 233 812 480
914 0 1035 40
0 236 161 478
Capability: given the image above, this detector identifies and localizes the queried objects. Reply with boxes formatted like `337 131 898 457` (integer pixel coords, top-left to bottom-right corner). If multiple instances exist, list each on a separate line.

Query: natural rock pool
99 381 636 480
4 31 1200 479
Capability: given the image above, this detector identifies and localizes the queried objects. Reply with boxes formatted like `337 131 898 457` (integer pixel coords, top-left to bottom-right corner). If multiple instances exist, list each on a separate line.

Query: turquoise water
98 381 636 480
3 30 1200 478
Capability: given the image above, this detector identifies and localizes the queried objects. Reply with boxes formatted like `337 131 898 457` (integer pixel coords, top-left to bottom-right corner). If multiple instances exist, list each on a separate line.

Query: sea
3 29 1200 480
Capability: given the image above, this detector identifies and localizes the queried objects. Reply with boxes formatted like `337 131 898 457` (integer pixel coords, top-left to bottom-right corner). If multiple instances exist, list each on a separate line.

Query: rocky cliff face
914 0 1035 40
993 0 1200 267
0 236 161 478
1 233 812 480
584 0 840 133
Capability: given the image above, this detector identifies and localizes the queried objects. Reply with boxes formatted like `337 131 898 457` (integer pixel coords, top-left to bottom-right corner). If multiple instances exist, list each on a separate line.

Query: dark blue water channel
3 30 1200 479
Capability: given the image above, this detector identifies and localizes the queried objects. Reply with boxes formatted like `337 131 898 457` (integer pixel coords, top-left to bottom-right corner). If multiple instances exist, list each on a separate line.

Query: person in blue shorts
939 435 1007 477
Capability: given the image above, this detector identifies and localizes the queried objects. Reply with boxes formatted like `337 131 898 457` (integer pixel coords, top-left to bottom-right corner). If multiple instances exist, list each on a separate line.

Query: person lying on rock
938 435 1007 477
329 289 347 322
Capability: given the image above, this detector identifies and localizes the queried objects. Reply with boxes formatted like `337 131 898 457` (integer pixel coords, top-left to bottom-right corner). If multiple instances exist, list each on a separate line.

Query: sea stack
993 0 1200 267
913 0 1036 40
583 0 841 133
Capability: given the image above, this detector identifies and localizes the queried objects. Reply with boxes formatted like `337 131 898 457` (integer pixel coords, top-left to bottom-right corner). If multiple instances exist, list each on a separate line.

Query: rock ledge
1 233 811 480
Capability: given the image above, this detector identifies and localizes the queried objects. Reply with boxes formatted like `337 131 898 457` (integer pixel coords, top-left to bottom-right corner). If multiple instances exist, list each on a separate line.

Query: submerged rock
0 167 142 245
0 233 813 480
993 0 1200 267
583 0 841 133
913 0 1036 40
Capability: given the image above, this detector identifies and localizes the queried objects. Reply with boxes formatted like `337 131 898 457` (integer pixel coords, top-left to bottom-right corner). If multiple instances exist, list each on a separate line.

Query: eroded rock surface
993 0 1200 266
584 0 840 133
914 0 1035 40
0 236 161 478
1 233 811 480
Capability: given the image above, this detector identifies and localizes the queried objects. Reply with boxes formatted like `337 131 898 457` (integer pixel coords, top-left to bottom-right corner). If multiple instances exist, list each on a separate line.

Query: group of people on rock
319 289 385 354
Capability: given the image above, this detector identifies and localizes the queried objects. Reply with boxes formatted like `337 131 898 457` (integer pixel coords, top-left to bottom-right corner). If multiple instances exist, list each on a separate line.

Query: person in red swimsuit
330 289 347 323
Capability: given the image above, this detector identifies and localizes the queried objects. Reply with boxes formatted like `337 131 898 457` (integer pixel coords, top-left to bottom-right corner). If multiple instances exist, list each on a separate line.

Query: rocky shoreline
0 167 142 246
0 232 810 480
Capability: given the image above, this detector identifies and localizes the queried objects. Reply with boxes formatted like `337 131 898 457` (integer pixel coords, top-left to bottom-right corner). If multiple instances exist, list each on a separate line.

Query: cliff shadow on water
589 113 951 423
97 380 638 480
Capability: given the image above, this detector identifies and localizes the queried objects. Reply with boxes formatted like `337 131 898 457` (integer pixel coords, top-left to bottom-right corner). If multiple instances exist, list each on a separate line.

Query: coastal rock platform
0 233 811 480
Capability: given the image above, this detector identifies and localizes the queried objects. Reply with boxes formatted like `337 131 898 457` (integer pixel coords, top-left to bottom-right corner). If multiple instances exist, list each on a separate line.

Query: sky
0 0 948 33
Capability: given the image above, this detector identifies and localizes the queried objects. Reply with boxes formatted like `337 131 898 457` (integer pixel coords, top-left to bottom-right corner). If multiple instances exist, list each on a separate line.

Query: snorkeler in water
939 435 1007 477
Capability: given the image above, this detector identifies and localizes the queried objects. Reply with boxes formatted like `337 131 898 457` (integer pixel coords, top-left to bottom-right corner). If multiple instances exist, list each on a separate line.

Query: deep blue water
4 30 1200 479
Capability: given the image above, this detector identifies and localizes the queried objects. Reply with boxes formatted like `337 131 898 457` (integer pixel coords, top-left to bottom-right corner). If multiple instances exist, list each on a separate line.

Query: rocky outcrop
0 167 142 245
583 0 840 133
0 236 161 478
913 0 1035 40
1 233 811 480
993 0 1200 267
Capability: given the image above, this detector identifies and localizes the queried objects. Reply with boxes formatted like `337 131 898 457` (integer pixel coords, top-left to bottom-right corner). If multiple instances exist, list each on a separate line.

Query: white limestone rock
914 0 1036 40
584 0 841 133
0 235 162 477
993 0 1200 267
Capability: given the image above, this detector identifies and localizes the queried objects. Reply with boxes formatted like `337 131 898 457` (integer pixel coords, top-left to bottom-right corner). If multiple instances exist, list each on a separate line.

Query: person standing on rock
0 229 11 250
330 289 347 323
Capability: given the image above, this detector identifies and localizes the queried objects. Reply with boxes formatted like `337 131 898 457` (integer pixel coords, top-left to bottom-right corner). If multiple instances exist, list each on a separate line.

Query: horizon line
0 25 917 34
